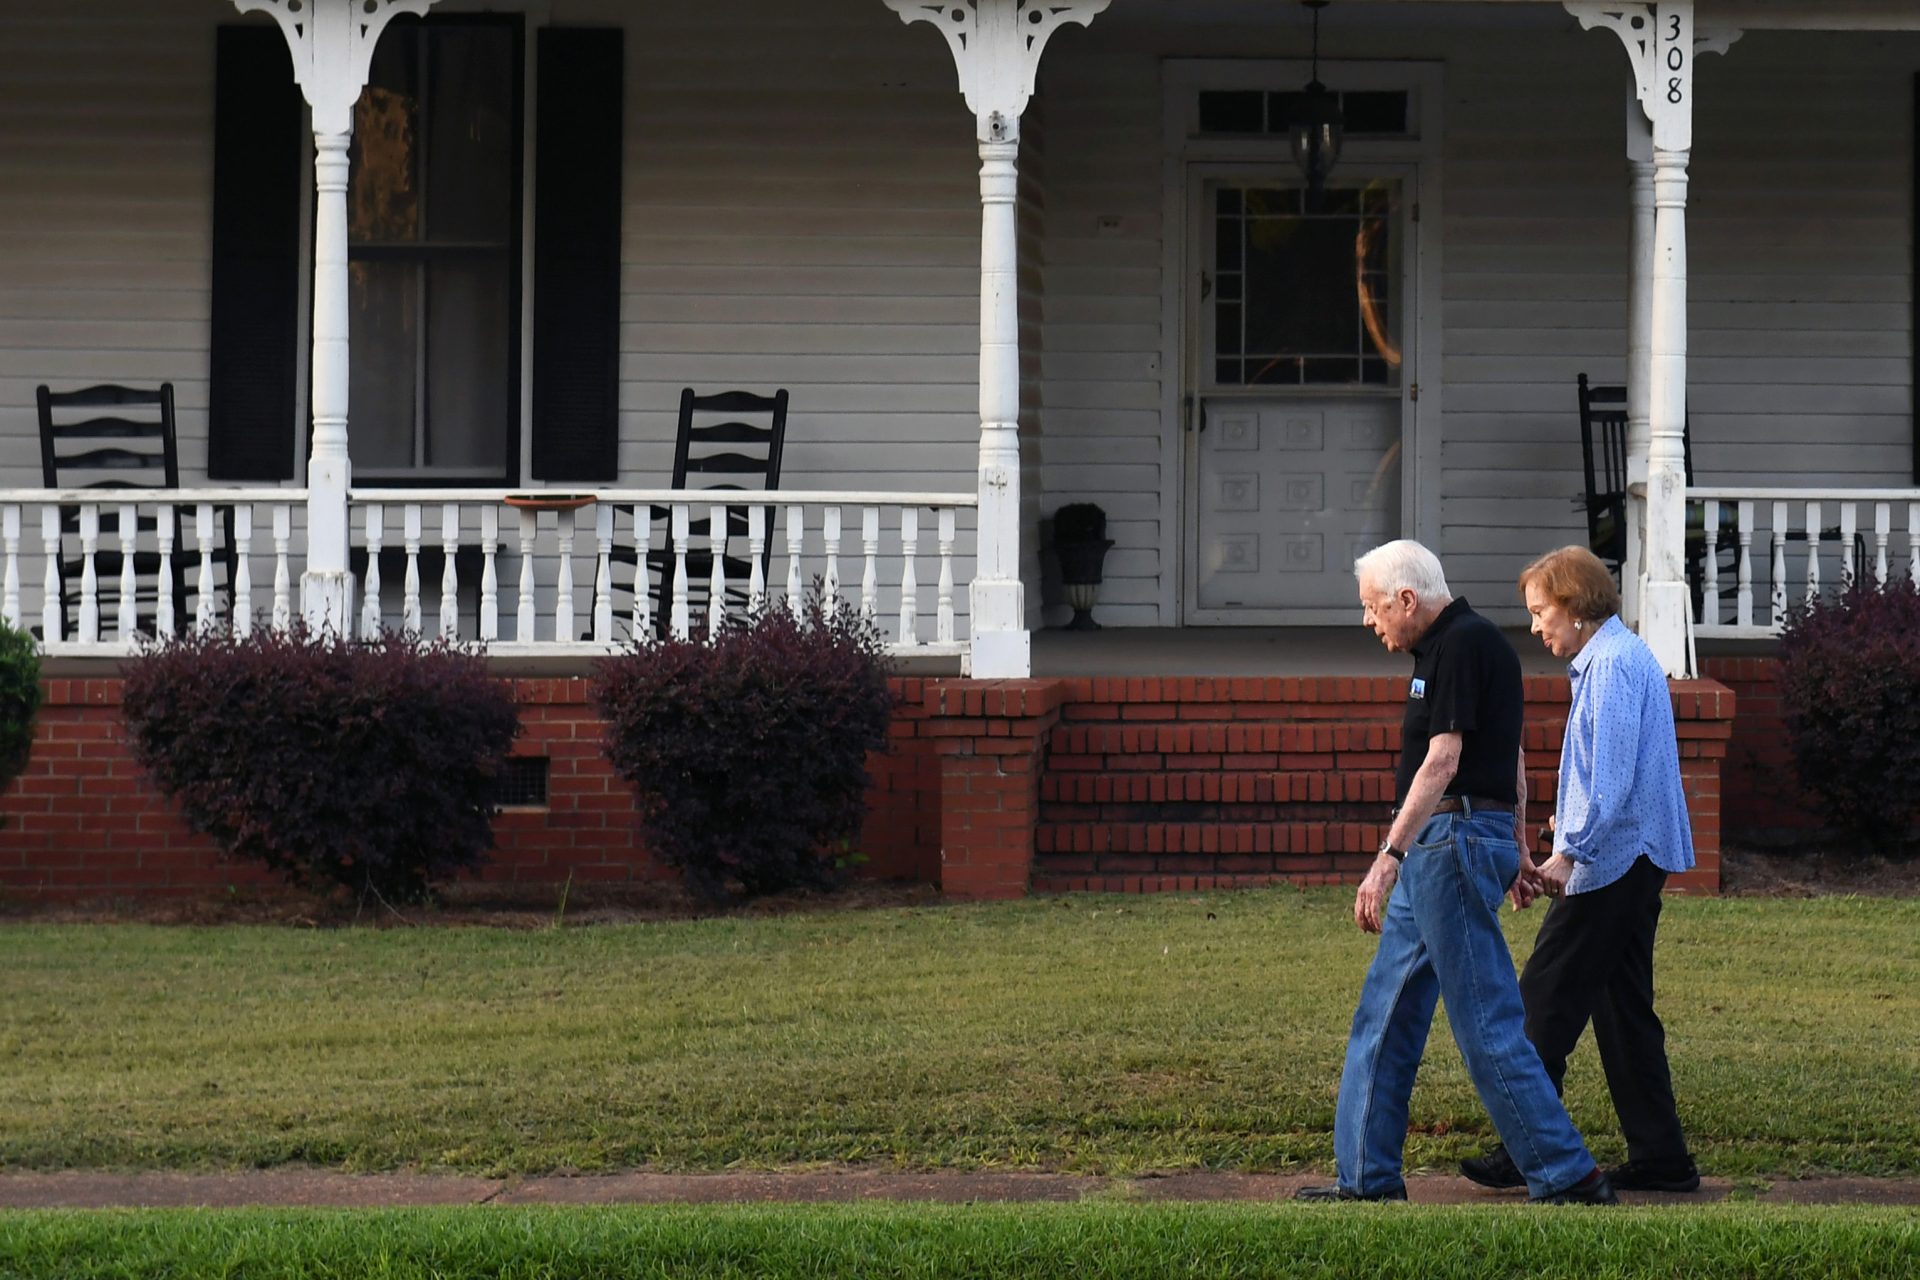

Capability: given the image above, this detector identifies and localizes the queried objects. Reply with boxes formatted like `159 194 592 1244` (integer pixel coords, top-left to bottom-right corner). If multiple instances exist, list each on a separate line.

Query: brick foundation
0 671 1738 901
1699 655 1825 843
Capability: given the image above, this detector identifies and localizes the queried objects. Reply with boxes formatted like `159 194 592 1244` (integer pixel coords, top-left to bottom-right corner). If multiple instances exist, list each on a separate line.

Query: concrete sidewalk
4 1169 1919 1210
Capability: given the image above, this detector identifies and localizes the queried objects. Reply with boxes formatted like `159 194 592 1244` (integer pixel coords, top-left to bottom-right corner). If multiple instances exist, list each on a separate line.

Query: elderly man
1295 540 1616 1205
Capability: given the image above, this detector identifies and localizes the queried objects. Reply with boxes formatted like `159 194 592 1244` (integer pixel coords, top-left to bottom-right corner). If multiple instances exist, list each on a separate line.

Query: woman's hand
1535 852 1574 898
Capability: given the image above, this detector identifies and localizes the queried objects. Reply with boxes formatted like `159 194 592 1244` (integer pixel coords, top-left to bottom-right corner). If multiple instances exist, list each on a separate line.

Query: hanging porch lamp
1290 1 1343 207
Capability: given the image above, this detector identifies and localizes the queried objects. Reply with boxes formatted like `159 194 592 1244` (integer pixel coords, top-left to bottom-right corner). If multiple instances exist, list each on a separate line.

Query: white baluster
1909 503 1920 587
633 507 653 638
898 508 919 647
116 503 137 642
1735 501 1753 629
1 506 19 629
195 504 216 634
937 508 956 645
232 507 254 639
1804 501 1822 607
272 506 292 633
1839 502 1858 591
747 505 767 614
1874 503 1891 587
1769 501 1788 629
861 507 880 619
556 502 576 637
555 509 579 642
785 505 804 618
154 509 175 639
1699 499 1719 625
78 505 100 644
40 508 61 643
823 506 842 617
517 509 538 642
361 505 384 640
402 505 423 635
671 504 691 641
710 498 721 640
479 506 499 643
440 503 461 640
593 503 613 644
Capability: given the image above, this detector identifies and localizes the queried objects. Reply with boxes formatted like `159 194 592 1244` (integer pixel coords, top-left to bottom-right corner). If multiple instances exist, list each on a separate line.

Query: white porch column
1570 1 1738 677
883 1 1109 678
1621 95 1655 628
237 0 437 631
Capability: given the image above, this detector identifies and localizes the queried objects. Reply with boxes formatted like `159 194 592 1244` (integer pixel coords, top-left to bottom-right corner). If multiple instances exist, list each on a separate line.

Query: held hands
1354 853 1400 934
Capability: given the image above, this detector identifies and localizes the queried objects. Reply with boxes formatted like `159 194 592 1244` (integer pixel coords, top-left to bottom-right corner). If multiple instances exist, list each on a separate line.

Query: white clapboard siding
4 3 1919 636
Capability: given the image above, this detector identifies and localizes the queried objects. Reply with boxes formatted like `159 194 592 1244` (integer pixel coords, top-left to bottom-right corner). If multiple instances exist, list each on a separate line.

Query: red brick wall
0 677 943 899
1699 655 1824 841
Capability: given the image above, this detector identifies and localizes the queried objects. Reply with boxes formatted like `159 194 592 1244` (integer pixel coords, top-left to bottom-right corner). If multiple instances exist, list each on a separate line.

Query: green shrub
120 626 520 903
594 597 896 901
0 617 41 808
1777 578 1920 848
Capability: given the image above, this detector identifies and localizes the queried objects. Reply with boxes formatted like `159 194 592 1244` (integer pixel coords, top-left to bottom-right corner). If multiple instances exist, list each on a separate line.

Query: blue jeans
1333 809 1597 1197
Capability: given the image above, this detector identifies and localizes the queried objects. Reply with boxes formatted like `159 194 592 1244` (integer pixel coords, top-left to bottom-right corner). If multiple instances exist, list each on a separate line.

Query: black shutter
532 27 624 482
208 25 303 482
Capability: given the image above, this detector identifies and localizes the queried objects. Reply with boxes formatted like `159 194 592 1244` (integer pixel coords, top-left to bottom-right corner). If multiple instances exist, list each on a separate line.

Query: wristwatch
1376 838 1406 863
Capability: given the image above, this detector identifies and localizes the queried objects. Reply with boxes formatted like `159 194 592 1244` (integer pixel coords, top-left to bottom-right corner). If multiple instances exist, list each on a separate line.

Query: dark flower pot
1057 538 1114 630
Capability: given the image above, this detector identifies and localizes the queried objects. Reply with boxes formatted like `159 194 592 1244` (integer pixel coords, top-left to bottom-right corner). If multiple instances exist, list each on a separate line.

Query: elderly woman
1457 545 1701 1195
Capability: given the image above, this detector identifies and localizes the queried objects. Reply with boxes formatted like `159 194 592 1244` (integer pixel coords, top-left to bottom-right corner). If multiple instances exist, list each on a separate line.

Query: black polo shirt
1395 597 1524 806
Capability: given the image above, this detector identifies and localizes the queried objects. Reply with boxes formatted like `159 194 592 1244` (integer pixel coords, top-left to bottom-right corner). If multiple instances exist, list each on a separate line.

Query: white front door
1185 170 1415 622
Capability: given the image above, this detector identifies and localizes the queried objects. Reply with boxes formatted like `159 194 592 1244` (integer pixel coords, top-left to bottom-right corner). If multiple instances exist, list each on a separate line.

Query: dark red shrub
120 626 521 903
593 598 897 901
1777 579 1920 848
0 619 41 819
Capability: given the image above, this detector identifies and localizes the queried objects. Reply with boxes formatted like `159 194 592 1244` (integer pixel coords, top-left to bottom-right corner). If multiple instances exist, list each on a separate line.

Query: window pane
425 27 514 243
351 29 421 243
1245 217 1355 357
1198 91 1263 134
425 256 510 471
1342 91 1409 135
349 260 418 471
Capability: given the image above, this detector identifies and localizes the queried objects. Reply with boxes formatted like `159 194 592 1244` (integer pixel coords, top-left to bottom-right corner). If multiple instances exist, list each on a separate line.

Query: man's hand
1510 859 1547 910
1354 853 1400 934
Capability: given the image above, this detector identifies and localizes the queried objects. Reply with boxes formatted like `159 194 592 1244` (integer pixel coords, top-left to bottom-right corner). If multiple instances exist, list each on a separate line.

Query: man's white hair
1354 539 1452 604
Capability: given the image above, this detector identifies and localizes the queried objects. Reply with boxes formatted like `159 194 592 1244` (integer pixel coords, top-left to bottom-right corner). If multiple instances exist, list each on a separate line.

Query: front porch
6 0 1919 899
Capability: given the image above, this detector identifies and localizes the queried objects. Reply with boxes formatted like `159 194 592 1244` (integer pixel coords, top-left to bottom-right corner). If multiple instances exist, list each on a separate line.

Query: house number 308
1666 14 1685 103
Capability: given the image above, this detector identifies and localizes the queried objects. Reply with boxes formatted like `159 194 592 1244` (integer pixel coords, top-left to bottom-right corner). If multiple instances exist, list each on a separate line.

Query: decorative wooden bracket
883 0 1111 141
1565 2 1740 152
233 0 438 133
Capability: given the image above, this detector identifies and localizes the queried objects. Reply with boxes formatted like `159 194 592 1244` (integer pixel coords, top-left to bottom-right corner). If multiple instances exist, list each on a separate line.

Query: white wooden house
3 0 1918 675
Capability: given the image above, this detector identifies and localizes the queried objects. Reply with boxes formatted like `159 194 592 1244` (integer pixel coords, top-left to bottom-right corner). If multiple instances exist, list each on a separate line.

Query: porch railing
1688 487 1920 639
0 488 977 663
1 489 301 656
348 489 977 659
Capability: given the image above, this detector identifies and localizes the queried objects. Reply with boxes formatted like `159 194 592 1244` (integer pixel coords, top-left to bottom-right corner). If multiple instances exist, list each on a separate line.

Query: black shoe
1532 1170 1620 1205
1293 1184 1408 1202
1459 1143 1525 1190
1606 1158 1701 1193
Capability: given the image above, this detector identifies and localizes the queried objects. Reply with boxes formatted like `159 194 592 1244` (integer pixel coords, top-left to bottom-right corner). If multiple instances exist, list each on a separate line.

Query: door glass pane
349 261 418 471
1208 180 1402 389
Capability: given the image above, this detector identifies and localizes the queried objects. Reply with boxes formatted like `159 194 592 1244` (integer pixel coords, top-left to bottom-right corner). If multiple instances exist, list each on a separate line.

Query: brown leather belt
1427 796 1514 817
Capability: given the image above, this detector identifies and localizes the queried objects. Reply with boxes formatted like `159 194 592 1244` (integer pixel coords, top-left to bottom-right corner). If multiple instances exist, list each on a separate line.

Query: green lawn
0 889 1915 1176
2 1204 1917 1280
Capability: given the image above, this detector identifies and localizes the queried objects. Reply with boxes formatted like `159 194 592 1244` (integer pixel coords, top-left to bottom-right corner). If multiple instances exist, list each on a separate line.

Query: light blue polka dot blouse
1555 615 1695 895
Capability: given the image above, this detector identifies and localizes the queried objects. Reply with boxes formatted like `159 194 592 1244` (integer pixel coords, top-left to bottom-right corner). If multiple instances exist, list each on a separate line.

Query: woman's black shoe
1605 1158 1701 1192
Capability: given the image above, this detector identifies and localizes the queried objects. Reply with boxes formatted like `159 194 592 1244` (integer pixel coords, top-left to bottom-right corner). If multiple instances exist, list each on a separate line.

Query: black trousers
1520 854 1691 1165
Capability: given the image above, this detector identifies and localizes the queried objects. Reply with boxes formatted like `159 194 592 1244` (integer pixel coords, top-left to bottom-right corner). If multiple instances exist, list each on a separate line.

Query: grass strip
3 1203 1918 1280
1 890 1916 1175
